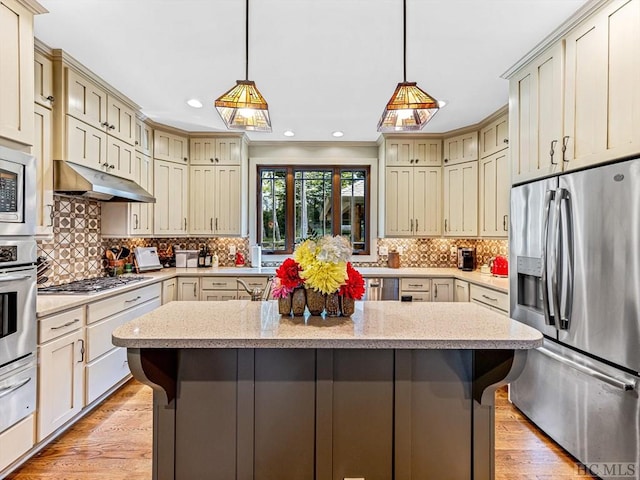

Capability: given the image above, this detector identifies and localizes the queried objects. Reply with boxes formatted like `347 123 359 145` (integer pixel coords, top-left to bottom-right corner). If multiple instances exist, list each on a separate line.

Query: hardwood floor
6 381 592 480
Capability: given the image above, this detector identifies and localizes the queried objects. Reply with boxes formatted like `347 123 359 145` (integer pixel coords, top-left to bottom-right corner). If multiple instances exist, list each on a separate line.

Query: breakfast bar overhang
113 300 542 480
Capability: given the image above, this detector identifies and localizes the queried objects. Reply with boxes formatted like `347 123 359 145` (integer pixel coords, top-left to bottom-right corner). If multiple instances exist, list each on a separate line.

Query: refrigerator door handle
541 189 556 326
537 347 636 391
557 189 574 329
550 189 564 331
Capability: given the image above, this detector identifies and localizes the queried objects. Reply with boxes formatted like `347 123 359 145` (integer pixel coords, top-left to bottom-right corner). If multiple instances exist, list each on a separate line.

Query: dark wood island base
128 347 527 480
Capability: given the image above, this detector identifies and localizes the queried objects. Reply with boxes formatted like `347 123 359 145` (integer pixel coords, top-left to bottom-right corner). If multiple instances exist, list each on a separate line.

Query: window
258 166 369 255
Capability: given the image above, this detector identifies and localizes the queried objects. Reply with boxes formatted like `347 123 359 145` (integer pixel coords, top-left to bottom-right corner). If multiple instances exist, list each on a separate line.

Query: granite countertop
112 300 541 350
37 267 509 317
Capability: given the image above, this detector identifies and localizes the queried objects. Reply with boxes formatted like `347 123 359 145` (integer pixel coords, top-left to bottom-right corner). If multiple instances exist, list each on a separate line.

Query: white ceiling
34 0 588 142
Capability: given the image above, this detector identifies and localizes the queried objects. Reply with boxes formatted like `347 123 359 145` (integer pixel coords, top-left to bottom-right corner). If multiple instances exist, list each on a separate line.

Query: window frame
257 165 371 255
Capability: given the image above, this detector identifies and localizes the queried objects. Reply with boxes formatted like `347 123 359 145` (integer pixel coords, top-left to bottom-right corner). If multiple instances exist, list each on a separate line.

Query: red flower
275 258 303 289
339 262 365 300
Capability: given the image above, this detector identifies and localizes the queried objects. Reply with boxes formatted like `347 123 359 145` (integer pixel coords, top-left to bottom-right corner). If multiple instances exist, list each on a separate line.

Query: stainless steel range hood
54 161 155 203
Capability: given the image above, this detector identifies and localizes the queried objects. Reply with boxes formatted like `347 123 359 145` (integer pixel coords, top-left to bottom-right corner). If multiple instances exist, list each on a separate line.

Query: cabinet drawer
402 293 431 302
87 283 161 324
469 284 508 313
87 297 161 362
201 290 237 301
0 414 34 472
400 278 430 292
39 307 85 344
237 276 269 290
200 277 237 290
85 347 130 405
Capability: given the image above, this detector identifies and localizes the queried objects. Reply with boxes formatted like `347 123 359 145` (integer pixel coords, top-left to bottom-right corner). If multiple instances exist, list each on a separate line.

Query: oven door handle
0 274 32 282
0 376 31 399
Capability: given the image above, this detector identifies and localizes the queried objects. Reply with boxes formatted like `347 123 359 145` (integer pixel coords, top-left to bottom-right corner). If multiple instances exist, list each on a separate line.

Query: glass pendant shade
215 80 272 132
377 82 440 132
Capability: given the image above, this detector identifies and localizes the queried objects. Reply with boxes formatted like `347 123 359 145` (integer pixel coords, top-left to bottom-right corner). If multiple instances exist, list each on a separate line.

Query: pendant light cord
245 0 249 80
403 0 406 82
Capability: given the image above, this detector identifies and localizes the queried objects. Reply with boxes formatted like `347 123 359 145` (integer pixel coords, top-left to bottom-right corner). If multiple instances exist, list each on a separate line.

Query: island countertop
112 300 541 350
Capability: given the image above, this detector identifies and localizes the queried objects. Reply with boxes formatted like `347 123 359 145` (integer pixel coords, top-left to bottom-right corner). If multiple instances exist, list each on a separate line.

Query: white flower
316 235 351 263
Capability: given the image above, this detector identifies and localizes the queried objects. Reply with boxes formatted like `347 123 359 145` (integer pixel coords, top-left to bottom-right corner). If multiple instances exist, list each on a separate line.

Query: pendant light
377 0 441 132
215 0 272 132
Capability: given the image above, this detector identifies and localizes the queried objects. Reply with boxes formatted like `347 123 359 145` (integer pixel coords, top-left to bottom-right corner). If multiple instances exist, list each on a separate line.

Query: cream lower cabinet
178 278 200 301
154 159 188 235
34 103 53 237
85 284 161 404
37 307 86 441
454 280 470 302
200 277 237 301
400 278 431 302
162 278 177 304
431 278 453 302
385 167 441 237
443 161 478 236
0 415 34 472
469 284 509 316
478 149 509 237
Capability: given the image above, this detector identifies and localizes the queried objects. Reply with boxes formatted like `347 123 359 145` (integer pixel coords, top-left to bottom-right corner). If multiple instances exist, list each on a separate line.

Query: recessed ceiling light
283 130 295 137
187 98 203 108
332 131 344 138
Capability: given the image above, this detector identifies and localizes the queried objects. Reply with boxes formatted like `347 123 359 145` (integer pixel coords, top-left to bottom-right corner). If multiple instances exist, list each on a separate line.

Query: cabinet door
162 278 176 304
443 132 478 165
66 115 107 170
412 167 441 236
189 165 215 234
215 137 242 165
170 134 189 164
0 0 35 145
563 0 640 171
385 139 413 166
479 150 509 237
509 43 564 183
106 136 136 180
34 104 53 237
34 51 54 108
154 159 188 235
106 95 135 146
385 167 413 236
413 139 442 166
214 165 242 235
135 119 152 156
177 278 200 301
479 114 508 158
37 329 85 441
201 290 237 301
432 279 453 302
190 138 216 165
65 69 107 130
443 162 478 236
154 131 188 164
454 280 470 302
129 153 153 235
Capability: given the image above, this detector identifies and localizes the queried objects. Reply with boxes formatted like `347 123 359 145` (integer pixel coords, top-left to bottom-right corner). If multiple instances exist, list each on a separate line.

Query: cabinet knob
108 164 115 170
184 157 188 162
109 124 115 130
101 121 109 128
444 158 448 163
210 158 214 163
215 157 219 163
503 138 509 144
46 95 55 103
135 140 139 145
410 159 414 164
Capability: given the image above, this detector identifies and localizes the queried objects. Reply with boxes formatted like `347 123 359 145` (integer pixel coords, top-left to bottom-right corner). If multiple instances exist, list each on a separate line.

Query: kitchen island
113 300 541 480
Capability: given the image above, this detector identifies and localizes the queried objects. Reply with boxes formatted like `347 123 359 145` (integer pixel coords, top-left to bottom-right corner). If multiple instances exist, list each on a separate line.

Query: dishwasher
363 278 399 300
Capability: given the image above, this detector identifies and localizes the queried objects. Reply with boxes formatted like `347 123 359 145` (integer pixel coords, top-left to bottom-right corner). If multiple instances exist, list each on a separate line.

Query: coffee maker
457 247 476 271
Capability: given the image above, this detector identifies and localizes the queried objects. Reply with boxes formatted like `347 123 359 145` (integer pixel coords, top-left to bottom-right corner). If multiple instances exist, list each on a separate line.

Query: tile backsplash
38 195 508 286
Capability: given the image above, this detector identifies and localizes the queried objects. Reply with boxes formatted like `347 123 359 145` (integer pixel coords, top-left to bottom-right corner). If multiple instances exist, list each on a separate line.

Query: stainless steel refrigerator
510 158 640 476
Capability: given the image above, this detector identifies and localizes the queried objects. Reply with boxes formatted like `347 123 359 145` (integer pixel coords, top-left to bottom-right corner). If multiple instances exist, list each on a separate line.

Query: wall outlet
378 246 388 256
397 246 404 255
229 245 236 256
450 246 457 261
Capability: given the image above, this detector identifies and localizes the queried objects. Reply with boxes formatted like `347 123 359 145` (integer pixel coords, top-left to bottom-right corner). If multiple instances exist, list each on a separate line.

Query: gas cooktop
38 276 150 295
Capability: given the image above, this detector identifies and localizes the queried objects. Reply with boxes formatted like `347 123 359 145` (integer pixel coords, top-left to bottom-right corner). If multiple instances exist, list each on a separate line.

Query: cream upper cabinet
478 149 509 238
105 95 135 146
385 166 441 237
154 130 189 164
189 165 215 235
135 118 153 156
154 159 188 235
443 132 478 166
563 0 640 171
385 137 442 166
443 161 478 236
479 114 508 158
34 104 53 237
509 43 564 184
105 136 135 180
65 69 108 131
34 50 54 109
65 115 107 170
0 0 42 146
190 136 242 166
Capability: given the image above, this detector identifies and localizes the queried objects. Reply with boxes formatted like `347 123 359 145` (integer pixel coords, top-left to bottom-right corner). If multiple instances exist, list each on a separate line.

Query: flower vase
291 288 306 316
325 292 340 316
278 294 292 316
306 288 326 316
340 297 355 317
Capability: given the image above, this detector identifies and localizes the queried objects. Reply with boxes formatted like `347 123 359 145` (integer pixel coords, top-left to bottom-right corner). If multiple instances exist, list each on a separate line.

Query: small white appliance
134 247 163 272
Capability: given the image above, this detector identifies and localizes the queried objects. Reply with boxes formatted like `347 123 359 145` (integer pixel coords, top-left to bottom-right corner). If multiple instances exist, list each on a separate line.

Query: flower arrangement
272 235 365 316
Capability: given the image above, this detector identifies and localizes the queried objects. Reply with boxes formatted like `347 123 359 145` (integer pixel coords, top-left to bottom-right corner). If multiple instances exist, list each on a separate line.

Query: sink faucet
237 278 273 301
